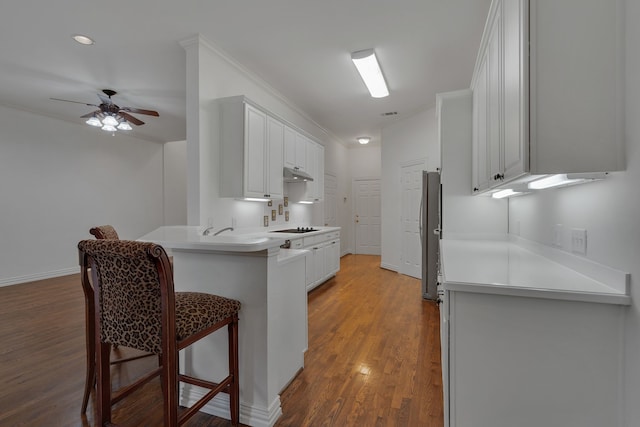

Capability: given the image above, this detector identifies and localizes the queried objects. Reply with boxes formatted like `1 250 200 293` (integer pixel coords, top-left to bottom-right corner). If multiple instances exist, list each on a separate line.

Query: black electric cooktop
270 227 318 234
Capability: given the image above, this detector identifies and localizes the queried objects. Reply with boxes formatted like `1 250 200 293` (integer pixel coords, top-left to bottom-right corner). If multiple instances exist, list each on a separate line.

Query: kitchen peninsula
138 226 308 427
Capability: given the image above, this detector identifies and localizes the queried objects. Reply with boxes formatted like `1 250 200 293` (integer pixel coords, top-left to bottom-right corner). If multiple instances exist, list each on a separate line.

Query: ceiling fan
51 89 159 132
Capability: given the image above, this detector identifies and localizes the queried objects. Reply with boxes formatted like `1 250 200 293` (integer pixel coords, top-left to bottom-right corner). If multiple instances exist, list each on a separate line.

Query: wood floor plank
0 254 443 426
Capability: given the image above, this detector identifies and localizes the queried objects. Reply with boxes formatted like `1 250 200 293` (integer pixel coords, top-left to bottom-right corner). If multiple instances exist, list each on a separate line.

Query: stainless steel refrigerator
420 171 441 300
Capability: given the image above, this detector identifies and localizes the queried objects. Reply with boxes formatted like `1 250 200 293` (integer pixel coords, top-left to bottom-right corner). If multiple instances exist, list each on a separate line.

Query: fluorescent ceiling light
351 49 389 98
357 136 370 145
528 173 607 190
72 34 95 45
492 189 521 199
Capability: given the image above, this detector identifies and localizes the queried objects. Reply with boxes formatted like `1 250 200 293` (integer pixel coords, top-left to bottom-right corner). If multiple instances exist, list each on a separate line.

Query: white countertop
138 226 286 252
137 225 340 253
440 238 631 305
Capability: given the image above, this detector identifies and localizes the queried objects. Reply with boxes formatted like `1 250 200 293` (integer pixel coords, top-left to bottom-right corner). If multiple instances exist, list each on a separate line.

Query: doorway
400 160 426 279
353 178 381 255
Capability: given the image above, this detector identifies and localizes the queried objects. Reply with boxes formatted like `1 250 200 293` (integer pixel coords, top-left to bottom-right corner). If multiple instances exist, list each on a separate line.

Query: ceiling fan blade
50 98 99 107
97 93 113 105
80 110 102 119
120 112 145 126
121 107 159 117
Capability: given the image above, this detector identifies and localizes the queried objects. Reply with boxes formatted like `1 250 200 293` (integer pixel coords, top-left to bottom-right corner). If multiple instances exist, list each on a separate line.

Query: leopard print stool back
78 239 167 354
89 225 120 240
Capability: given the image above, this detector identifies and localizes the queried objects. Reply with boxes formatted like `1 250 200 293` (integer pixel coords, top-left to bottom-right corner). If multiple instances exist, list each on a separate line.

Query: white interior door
400 161 425 278
324 172 337 226
353 179 381 255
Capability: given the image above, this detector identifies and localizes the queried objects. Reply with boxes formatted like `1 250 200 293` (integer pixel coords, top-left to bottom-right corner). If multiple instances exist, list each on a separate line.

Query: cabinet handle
473 187 479 192
493 173 505 181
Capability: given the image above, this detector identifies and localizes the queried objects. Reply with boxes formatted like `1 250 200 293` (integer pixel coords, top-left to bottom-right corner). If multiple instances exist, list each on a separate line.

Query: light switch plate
571 228 587 254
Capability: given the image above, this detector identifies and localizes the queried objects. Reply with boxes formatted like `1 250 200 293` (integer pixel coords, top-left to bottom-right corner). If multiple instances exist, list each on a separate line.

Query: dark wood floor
0 254 443 426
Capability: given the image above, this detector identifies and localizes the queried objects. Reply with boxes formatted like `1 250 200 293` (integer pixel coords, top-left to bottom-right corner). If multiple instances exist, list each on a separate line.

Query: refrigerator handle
419 194 424 244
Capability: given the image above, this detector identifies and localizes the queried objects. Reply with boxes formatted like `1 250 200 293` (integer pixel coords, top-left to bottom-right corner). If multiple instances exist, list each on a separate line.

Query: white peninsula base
139 227 307 427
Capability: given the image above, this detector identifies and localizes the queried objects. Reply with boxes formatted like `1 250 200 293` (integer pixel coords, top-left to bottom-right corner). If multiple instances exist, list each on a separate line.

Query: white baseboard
0 266 80 288
380 262 398 272
181 383 282 427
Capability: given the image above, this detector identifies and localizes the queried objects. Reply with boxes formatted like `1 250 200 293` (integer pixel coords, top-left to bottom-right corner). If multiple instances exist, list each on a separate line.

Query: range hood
283 167 314 183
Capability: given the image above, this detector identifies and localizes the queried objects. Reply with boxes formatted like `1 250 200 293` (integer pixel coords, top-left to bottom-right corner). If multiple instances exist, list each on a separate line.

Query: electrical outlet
553 224 563 247
571 228 587 254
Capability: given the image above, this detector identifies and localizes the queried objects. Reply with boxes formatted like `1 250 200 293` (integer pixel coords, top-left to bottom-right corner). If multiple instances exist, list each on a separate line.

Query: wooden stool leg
96 342 112 425
81 288 96 414
229 318 240 427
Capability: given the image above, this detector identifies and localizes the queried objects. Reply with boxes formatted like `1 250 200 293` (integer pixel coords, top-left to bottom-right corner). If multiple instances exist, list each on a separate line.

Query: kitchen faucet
203 226 234 236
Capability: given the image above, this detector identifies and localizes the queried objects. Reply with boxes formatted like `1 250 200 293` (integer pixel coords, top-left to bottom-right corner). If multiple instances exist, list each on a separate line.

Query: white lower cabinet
445 290 625 427
303 231 340 292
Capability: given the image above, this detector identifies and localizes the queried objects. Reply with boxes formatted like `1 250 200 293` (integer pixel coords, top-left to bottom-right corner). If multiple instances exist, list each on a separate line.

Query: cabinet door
244 104 267 197
267 117 284 198
305 248 314 289
295 133 307 171
487 1 503 187
324 239 339 276
314 244 326 284
503 0 527 179
472 55 490 193
305 140 318 201
315 145 325 202
284 125 297 169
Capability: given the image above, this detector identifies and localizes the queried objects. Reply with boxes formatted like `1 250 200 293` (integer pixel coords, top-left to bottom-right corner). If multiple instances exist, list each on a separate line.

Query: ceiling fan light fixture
72 34 95 45
357 136 371 145
101 124 117 132
102 115 119 127
117 121 132 131
351 49 389 98
85 116 102 127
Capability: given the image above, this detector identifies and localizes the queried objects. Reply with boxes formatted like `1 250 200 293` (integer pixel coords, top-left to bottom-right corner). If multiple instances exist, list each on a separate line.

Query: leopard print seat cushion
78 239 240 354
175 292 241 342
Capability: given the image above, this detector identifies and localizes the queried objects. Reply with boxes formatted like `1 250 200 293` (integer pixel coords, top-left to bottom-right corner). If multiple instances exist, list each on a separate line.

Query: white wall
181 36 351 239
163 140 187 225
508 2 640 423
380 107 439 271
0 105 165 286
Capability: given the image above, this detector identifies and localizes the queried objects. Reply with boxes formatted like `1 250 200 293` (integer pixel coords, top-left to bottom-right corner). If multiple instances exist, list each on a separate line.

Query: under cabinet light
298 201 314 204
528 173 607 190
492 189 521 199
351 49 389 98
243 198 270 202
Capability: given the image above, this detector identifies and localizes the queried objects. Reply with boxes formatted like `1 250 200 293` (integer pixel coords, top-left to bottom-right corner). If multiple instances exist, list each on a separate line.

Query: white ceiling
0 0 490 146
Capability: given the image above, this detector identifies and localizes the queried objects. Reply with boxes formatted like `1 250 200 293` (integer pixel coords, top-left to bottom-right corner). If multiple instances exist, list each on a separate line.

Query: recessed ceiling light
72 34 95 45
357 137 371 145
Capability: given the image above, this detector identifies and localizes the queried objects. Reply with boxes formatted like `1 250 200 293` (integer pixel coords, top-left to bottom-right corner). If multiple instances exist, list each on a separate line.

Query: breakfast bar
138 226 308 427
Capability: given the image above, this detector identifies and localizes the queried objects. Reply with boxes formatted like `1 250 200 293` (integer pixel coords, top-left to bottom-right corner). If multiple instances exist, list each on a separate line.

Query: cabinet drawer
303 235 322 247
326 231 340 240
290 238 303 249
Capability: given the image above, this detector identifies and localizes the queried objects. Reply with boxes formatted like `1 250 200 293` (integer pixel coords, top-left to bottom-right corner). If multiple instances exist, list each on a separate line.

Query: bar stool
78 239 240 426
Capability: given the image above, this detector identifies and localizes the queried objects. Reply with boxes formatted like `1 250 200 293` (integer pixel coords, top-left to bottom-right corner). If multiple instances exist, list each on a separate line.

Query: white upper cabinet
303 141 324 202
218 96 283 199
294 133 307 172
471 0 624 193
284 125 297 169
266 116 284 198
